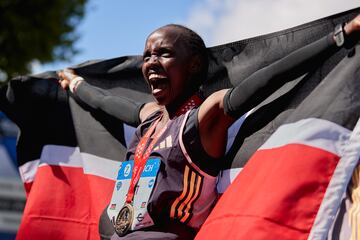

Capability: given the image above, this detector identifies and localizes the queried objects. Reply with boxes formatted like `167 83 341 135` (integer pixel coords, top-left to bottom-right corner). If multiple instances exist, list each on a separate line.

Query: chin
153 96 168 106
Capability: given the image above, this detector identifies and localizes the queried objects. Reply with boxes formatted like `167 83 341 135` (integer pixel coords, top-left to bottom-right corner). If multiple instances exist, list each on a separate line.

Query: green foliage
0 0 88 81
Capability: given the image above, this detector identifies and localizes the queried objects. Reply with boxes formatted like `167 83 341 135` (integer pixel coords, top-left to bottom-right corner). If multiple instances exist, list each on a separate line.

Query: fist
57 69 77 90
345 14 360 35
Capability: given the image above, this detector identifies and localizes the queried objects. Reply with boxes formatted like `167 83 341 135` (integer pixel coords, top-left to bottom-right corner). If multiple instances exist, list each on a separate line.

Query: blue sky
73 1 194 58
33 0 360 73
34 0 196 72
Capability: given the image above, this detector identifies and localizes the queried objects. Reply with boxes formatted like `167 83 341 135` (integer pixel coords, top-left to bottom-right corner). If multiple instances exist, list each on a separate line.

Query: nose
148 55 159 64
142 55 160 76
144 55 160 73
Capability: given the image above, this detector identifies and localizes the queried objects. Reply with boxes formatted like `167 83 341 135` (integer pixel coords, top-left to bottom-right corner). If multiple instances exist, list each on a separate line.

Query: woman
59 16 360 239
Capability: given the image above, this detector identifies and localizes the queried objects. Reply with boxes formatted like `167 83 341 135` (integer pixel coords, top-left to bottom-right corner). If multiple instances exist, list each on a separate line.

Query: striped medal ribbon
115 115 166 236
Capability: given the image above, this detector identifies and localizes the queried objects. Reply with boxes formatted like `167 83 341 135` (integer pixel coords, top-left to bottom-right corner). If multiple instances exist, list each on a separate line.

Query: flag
0 7 359 240
196 41 360 240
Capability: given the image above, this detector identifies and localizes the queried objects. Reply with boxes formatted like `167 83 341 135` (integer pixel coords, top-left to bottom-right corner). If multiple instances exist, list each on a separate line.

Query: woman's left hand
57 69 78 90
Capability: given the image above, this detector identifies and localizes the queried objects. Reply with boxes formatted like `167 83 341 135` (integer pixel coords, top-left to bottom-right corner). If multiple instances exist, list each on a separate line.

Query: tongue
153 88 162 94
152 82 167 94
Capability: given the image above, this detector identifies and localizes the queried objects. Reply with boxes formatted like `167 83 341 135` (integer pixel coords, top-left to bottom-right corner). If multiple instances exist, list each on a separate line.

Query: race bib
107 158 161 230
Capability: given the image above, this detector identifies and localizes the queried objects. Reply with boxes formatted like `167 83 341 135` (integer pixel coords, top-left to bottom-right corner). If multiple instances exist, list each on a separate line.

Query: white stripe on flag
19 159 40 183
217 118 350 195
39 145 82 167
309 118 360 240
81 152 119 180
19 145 120 183
260 118 350 155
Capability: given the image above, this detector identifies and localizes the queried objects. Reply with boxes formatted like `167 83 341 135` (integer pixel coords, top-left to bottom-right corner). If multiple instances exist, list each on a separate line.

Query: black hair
158 24 209 89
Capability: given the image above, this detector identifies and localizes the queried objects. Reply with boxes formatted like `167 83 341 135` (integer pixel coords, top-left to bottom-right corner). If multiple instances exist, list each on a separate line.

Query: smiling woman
57 16 360 239
142 27 196 108
141 25 207 117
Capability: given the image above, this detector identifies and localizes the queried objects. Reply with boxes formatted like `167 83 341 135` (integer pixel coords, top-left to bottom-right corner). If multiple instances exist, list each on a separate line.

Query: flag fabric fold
196 43 360 239
0 7 359 240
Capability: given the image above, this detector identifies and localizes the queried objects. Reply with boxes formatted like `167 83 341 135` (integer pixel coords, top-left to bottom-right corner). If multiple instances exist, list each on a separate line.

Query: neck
165 104 180 119
165 90 195 119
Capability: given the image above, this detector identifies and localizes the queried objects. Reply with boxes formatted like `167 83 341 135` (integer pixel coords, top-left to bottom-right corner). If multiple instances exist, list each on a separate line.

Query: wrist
69 76 84 93
333 23 347 47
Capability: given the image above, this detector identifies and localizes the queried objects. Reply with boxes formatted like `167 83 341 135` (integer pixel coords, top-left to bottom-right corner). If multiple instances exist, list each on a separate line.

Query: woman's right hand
57 69 83 91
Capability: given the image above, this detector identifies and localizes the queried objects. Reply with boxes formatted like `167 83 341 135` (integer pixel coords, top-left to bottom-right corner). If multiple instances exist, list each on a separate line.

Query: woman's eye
161 52 171 57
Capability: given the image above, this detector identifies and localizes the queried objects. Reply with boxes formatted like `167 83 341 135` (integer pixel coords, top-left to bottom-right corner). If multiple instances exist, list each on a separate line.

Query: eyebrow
143 45 173 56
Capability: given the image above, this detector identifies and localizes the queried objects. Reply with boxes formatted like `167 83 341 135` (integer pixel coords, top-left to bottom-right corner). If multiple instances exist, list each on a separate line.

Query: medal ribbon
125 94 202 204
174 94 203 116
125 115 166 204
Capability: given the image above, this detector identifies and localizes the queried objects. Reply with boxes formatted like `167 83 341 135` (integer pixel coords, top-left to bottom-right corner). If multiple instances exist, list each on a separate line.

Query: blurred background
0 0 359 239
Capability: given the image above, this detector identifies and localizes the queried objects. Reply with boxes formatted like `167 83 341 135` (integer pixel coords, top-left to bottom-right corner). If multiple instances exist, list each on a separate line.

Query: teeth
149 73 166 80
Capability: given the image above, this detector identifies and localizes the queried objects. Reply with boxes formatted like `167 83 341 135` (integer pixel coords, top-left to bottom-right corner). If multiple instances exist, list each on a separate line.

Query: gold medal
115 203 134 236
114 116 166 236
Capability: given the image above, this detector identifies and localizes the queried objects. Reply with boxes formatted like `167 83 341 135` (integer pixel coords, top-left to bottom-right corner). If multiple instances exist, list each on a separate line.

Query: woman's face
142 27 194 106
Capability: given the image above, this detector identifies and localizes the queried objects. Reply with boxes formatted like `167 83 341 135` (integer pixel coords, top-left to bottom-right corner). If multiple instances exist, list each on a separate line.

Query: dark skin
58 15 360 160
59 26 232 158
140 26 233 159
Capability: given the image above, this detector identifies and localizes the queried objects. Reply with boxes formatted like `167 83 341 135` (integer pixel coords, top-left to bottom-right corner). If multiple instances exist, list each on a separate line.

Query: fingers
58 69 76 81
63 68 77 80
57 70 70 90
58 77 70 90
57 69 78 90
345 14 360 35
59 79 70 89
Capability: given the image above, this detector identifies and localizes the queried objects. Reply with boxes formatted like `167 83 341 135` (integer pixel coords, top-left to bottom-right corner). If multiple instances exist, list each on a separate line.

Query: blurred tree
0 0 88 82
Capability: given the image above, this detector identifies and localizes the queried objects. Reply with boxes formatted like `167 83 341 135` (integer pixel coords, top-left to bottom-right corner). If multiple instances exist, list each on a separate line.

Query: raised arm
198 15 360 159
58 70 160 127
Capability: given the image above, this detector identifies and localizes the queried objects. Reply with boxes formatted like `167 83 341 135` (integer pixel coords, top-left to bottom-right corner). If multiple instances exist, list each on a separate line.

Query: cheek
141 64 151 85
141 64 146 78
174 66 191 89
167 61 190 82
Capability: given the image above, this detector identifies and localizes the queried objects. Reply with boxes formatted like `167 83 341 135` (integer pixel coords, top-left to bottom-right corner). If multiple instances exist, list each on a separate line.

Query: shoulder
139 102 162 122
180 108 221 177
138 110 163 134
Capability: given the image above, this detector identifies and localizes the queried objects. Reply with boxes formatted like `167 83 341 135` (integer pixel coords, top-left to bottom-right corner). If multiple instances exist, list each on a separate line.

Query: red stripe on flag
24 182 33 197
196 143 340 240
16 165 115 240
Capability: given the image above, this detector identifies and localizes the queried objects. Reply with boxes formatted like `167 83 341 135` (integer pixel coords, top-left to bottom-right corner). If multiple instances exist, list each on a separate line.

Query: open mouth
148 73 168 95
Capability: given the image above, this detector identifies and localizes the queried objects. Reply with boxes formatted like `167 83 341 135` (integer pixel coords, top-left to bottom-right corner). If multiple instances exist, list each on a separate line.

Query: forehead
144 27 188 51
